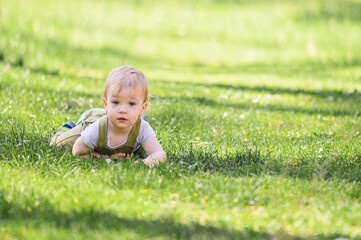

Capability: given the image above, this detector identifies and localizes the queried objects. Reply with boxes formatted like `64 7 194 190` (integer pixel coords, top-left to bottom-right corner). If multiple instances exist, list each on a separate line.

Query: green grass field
1 0 361 239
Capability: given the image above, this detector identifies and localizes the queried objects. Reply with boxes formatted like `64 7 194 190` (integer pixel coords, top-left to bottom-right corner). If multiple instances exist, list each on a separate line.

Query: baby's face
104 84 147 133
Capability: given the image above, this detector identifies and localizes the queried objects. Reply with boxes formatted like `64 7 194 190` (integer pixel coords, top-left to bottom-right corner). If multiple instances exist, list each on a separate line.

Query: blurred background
1 2 361 238
1 0 360 77
1 0 360 130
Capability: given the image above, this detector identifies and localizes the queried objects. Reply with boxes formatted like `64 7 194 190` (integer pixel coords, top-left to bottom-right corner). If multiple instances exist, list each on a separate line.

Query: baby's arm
142 137 166 167
72 137 127 159
72 137 91 156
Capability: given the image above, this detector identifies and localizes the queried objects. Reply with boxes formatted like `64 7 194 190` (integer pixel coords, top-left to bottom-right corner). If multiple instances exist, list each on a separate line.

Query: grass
1 0 361 239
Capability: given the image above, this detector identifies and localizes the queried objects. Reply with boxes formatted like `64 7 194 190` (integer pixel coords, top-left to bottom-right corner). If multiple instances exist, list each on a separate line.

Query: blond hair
103 66 148 102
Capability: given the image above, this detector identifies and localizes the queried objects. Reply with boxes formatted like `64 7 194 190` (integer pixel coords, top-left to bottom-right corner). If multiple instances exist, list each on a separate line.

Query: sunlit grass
0 0 361 239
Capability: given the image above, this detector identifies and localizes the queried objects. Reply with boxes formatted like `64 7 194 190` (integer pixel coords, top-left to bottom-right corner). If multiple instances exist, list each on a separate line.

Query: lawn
0 0 361 239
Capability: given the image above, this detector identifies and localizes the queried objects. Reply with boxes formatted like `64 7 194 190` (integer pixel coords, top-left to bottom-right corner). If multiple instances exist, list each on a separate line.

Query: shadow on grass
2 66 359 118
198 82 360 101
3 20 361 85
0 26 161 76
154 77 361 102
156 95 360 117
164 144 361 183
168 56 361 81
0 193 347 240
1 109 360 184
0 195 263 240
0 58 102 89
295 0 361 23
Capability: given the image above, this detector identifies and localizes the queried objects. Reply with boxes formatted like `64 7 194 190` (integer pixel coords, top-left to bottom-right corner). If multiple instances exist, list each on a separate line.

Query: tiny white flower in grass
252 98 259 103
212 127 218 136
4 63 11 70
223 112 228 117
307 41 317 57
220 94 228 99
24 68 30 76
326 96 334 101
240 114 246 119
1 108 9 114
318 147 323 153
105 158 112 164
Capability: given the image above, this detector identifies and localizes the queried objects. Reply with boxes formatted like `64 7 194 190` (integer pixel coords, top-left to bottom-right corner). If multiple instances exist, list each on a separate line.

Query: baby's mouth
117 117 128 121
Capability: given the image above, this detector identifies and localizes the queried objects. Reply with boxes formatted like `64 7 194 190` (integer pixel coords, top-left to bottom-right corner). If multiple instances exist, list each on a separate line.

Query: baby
50 66 166 167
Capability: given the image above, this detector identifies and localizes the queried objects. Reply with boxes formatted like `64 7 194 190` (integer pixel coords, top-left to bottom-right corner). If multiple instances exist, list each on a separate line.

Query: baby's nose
118 105 127 112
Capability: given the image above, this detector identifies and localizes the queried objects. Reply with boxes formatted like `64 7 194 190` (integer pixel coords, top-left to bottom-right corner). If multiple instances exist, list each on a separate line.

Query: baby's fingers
143 158 158 168
92 152 103 158
111 152 126 160
143 160 154 168
124 153 134 160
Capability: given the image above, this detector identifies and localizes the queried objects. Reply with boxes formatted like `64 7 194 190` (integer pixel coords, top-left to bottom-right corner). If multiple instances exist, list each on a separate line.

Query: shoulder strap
95 117 141 155
126 117 141 149
97 115 108 148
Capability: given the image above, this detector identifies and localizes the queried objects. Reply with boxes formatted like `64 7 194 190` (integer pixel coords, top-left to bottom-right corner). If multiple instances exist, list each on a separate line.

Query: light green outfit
50 109 141 155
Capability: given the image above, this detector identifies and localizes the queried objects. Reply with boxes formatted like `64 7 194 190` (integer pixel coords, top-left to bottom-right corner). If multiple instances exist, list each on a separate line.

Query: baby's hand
142 157 159 168
110 152 133 160
91 151 130 160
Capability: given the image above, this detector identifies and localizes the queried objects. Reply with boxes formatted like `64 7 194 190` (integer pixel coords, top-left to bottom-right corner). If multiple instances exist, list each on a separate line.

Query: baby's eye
129 102 136 106
112 101 119 105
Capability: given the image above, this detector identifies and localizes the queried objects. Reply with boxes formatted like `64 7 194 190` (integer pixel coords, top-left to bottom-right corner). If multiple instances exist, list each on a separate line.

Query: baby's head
103 66 148 103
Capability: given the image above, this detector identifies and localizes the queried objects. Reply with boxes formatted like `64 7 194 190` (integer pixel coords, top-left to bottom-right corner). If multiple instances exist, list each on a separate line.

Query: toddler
50 66 166 167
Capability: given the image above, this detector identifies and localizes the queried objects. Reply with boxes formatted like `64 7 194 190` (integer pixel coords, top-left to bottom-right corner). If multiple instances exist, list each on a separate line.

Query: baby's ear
141 101 148 115
103 97 107 108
